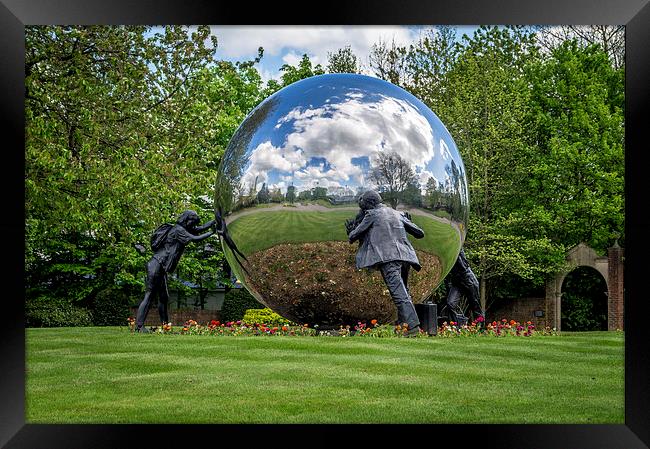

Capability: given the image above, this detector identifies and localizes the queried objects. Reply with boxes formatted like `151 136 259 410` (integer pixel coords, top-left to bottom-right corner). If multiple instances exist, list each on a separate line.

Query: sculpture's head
177 210 200 230
358 190 383 211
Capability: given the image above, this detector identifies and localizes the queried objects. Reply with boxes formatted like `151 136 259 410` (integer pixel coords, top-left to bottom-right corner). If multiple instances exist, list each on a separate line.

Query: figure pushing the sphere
135 210 216 332
347 190 425 336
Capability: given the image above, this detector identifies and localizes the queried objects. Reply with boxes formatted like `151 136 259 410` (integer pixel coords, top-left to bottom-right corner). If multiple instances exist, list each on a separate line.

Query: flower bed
127 316 557 338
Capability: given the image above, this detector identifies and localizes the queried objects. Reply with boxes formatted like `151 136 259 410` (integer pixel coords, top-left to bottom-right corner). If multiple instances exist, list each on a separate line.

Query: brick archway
545 242 624 331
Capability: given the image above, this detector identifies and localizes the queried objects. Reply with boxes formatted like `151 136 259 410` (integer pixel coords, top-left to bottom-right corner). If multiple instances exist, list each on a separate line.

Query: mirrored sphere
215 73 468 327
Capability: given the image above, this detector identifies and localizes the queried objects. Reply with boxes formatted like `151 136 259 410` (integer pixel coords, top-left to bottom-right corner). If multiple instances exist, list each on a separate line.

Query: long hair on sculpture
176 210 199 229
215 73 469 328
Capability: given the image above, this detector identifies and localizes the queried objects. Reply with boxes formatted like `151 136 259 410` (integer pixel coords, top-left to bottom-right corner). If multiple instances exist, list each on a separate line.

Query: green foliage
220 288 264 322
523 40 624 253
241 308 294 326
26 297 94 328
90 288 133 326
285 185 296 203
327 46 360 74
25 25 254 308
279 54 325 86
561 267 608 331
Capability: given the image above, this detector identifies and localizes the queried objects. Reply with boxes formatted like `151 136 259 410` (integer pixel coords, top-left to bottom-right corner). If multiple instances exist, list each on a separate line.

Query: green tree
269 54 325 91
256 183 270 203
286 185 297 203
327 46 360 73
369 151 418 209
311 186 328 200
535 25 625 69
438 26 566 309
520 40 624 253
404 26 459 113
368 38 409 86
24 26 262 317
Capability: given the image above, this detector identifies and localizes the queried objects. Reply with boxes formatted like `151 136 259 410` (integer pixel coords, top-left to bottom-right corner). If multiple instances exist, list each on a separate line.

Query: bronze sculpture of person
444 248 485 326
135 210 216 332
346 190 425 336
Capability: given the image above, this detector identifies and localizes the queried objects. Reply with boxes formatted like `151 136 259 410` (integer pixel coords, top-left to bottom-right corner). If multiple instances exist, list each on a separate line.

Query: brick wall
487 297 550 329
607 245 624 330
129 307 221 327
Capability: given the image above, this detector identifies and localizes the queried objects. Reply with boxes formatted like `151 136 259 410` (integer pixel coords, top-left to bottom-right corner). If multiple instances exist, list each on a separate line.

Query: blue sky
204 25 481 83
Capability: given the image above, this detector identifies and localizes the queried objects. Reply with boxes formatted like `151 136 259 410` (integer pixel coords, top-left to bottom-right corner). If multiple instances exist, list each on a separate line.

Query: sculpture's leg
136 258 159 331
462 273 484 321
401 263 410 292
135 291 153 331
158 274 170 324
380 261 420 330
446 283 468 326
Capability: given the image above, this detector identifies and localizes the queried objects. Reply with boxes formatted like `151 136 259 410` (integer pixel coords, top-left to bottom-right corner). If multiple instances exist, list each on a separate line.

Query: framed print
3 0 649 447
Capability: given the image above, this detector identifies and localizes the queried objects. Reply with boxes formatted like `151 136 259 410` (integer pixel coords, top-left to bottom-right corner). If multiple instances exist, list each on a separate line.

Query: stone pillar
555 290 563 331
607 242 624 331
545 278 559 331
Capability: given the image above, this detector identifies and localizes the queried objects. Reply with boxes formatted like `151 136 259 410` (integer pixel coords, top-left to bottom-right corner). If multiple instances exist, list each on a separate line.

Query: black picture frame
3 1 648 447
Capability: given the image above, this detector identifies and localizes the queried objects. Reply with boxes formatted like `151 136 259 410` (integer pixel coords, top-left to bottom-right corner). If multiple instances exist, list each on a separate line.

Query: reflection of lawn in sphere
226 210 460 273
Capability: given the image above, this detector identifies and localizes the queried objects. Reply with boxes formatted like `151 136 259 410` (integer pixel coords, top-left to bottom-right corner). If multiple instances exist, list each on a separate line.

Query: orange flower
510 320 516 326
371 319 378 326
281 326 289 331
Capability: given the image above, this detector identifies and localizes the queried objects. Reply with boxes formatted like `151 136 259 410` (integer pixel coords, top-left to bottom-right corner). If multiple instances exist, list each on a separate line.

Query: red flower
476 316 484 323
210 320 219 326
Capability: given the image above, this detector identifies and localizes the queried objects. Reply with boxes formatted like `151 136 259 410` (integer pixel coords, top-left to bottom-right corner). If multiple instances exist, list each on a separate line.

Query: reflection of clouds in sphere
243 88 438 193
439 139 451 161
220 73 468 222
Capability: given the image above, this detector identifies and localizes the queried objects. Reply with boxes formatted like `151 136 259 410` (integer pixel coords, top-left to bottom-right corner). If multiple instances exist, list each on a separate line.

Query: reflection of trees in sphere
215 73 469 328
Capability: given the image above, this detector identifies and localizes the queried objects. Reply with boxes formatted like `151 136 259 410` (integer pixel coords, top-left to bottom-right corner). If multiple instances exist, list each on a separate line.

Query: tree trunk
480 275 487 312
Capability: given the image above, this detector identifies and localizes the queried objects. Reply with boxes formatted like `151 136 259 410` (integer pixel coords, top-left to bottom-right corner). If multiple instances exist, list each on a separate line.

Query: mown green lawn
26 328 624 424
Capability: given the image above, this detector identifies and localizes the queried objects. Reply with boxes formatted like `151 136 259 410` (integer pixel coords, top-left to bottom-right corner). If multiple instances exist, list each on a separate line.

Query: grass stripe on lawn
26 328 624 424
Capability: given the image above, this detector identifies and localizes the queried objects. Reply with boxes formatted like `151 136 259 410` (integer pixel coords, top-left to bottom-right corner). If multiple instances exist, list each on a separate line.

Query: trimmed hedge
220 288 264 322
242 308 294 326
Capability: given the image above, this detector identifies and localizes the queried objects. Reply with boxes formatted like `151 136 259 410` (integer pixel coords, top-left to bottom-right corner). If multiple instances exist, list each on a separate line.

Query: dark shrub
91 287 133 326
220 287 264 322
26 296 93 328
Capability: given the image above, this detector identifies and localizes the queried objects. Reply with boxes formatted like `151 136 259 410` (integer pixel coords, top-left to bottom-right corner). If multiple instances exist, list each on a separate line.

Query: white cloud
210 25 420 74
281 51 303 66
